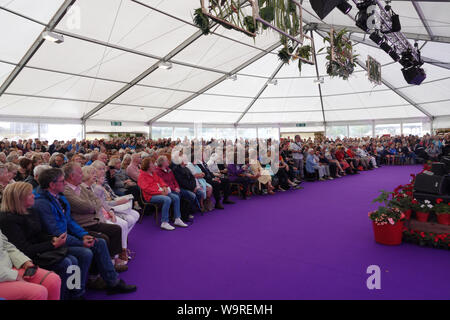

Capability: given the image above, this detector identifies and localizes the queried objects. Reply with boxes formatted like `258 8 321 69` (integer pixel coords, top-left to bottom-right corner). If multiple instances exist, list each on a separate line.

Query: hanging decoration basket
319 28 357 80
199 0 258 37
366 55 382 85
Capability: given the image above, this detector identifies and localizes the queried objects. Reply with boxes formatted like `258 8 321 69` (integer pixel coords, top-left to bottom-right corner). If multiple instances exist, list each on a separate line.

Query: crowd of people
0 132 449 300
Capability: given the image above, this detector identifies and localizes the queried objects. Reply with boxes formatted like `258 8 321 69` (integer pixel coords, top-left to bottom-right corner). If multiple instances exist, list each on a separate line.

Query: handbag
34 247 68 268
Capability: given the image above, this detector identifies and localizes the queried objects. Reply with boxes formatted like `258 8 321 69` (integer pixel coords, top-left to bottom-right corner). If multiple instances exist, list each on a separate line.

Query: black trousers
211 178 232 202
125 184 140 201
276 168 291 189
85 222 122 257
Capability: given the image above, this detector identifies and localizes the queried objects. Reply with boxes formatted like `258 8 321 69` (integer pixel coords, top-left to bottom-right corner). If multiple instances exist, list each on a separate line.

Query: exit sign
296 123 306 127
111 121 122 126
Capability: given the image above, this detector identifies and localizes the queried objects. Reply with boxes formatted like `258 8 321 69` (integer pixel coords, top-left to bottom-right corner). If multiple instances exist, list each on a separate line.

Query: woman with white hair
306 148 326 181
90 166 139 262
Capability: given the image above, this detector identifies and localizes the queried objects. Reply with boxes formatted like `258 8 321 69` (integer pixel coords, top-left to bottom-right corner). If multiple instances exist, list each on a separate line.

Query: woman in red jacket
137 158 188 231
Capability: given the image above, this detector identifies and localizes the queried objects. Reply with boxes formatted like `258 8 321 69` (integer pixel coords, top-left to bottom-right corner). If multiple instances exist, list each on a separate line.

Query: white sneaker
161 222 175 231
174 218 188 228
188 215 194 220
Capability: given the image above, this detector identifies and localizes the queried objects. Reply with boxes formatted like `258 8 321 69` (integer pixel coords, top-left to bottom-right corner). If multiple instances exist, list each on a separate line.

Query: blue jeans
69 238 119 288
150 193 181 223
66 247 92 297
174 189 200 210
49 254 84 300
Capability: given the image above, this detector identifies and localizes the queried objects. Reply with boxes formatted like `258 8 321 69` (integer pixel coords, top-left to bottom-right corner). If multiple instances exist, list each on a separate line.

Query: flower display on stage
403 229 450 250
369 190 405 226
433 198 450 214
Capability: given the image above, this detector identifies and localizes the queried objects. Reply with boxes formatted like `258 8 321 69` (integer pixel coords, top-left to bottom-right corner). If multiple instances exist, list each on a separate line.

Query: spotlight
158 61 173 70
42 31 64 43
382 5 401 33
355 0 376 32
402 66 426 85
369 31 383 45
390 14 401 33
380 42 393 54
310 0 352 20
388 50 400 62
337 1 352 14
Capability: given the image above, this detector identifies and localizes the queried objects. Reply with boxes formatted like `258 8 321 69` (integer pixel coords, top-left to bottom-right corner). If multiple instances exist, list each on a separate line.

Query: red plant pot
436 214 450 226
403 209 412 220
416 211 429 222
372 220 404 245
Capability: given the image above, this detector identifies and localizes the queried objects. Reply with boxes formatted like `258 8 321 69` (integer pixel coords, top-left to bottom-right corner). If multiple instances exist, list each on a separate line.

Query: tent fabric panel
157 109 240 123
6 68 125 102
0 95 97 118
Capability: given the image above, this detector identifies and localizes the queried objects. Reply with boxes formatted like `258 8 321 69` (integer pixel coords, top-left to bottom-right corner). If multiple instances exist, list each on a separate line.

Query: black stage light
310 0 352 20
355 0 376 32
391 14 401 32
380 42 393 54
389 50 400 62
383 4 401 33
337 0 352 14
369 31 383 45
402 66 426 85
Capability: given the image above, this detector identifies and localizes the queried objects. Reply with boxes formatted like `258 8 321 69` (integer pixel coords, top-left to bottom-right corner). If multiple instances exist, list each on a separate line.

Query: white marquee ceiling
0 0 449 126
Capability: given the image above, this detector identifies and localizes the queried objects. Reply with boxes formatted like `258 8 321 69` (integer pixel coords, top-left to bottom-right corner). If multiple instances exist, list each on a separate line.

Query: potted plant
390 188 413 220
434 198 450 225
369 190 406 245
416 199 433 222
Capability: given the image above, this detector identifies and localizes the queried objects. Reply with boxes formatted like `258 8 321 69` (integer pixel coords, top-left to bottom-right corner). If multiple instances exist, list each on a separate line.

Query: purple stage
86 165 450 300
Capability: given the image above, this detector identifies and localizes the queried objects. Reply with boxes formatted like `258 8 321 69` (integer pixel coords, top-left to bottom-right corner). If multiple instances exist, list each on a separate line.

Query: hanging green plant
193 8 211 35
259 5 275 23
295 45 312 73
318 28 357 80
278 46 293 64
244 16 257 33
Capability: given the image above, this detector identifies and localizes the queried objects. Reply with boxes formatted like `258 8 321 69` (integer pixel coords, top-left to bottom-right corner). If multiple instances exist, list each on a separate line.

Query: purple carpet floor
87 165 450 300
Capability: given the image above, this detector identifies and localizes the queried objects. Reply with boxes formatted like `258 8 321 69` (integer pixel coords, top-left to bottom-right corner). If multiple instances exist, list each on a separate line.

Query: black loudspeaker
413 192 450 204
310 0 345 19
414 173 450 195
431 162 446 176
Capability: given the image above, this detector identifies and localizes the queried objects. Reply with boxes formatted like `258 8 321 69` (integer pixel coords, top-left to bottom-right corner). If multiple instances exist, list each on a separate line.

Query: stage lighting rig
310 0 353 20
350 0 425 84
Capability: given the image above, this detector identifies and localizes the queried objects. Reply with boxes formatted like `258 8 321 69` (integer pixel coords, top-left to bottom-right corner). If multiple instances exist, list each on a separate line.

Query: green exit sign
111 121 122 126
296 123 306 127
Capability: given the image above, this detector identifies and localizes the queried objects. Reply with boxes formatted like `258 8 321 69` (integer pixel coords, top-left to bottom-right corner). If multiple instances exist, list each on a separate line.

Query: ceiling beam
314 29 433 120
312 31 326 124
148 42 282 124
234 61 286 125
412 1 435 41
82 0 250 121
313 23 450 44
0 0 76 96
355 58 434 120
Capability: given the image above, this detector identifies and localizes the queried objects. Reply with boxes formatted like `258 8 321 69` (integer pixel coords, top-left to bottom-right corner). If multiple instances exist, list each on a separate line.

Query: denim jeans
66 247 93 297
150 193 181 223
69 238 119 288
173 189 200 211
49 254 84 300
